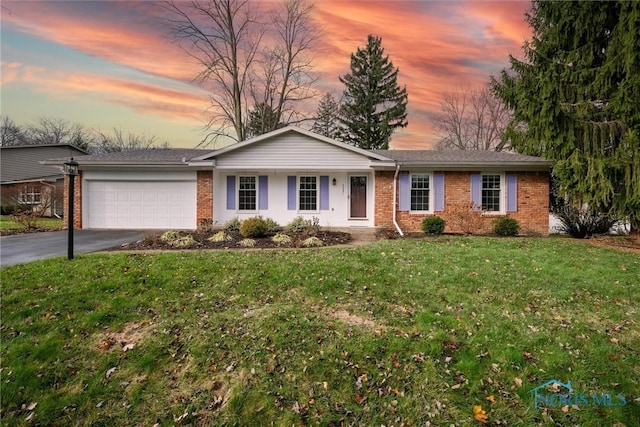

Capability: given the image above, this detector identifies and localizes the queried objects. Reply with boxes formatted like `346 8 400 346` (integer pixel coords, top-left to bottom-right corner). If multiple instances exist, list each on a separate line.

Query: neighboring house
1 144 88 216
42 127 551 234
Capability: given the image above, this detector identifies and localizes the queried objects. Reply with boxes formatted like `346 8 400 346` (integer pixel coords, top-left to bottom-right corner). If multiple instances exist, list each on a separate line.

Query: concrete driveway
1 230 149 267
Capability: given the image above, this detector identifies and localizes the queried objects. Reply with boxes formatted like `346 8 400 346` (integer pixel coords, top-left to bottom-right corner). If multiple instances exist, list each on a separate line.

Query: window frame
20 186 42 205
236 175 258 213
480 173 505 214
409 172 433 213
298 175 319 212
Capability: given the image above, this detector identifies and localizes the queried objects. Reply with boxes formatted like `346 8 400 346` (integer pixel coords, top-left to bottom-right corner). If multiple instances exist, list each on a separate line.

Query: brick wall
196 170 213 225
374 170 549 235
62 172 82 229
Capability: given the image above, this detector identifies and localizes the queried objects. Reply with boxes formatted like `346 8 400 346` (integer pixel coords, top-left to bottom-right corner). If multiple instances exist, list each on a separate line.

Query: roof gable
193 126 392 162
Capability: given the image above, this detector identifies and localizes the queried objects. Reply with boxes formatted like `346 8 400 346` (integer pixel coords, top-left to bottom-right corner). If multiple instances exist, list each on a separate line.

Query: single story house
43 126 552 234
1 144 88 216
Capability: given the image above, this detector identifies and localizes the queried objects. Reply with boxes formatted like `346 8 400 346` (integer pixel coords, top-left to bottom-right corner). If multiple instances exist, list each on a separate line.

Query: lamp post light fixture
63 158 79 260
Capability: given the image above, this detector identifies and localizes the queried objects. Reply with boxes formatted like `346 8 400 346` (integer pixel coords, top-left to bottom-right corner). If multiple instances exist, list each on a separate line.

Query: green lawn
0 215 64 233
1 237 638 426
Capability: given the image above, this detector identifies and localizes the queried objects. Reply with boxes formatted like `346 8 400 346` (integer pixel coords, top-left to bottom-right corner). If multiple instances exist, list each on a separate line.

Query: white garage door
86 180 197 229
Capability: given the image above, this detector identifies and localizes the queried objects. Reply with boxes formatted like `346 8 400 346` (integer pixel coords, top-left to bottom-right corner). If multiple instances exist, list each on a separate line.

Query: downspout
392 164 404 236
39 181 59 218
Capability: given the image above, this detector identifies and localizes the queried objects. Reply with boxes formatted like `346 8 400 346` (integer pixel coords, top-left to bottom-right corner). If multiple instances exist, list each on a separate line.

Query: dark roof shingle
372 149 551 166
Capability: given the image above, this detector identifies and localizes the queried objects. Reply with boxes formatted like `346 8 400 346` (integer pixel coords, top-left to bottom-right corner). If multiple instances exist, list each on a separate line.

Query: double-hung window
238 176 257 211
299 176 317 211
410 174 430 212
481 174 502 212
20 186 41 205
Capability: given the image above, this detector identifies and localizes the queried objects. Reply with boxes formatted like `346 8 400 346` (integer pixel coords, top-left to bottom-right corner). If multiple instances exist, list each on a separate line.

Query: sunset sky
0 0 532 149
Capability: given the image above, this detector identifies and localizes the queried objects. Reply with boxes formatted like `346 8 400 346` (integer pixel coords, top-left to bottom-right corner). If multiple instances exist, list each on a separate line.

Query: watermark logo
530 379 627 409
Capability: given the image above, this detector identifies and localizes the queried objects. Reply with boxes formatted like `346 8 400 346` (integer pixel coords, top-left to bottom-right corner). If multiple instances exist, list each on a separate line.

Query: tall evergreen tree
311 92 341 139
492 1 640 233
339 35 408 149
246 103 284 138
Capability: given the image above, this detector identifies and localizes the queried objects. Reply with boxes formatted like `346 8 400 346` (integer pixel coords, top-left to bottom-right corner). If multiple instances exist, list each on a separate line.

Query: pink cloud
2 0 531 148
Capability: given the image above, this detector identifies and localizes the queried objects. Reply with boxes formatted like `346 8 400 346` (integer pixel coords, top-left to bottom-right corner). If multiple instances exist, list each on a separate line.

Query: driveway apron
1 230 148 267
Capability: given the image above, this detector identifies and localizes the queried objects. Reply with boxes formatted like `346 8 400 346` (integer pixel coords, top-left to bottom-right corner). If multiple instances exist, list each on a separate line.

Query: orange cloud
2 0 532 149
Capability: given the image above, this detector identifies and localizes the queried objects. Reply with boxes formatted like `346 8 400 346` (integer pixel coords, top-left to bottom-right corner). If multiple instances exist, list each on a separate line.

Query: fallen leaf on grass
561 405 569 412
486 395 496 403
105 367 117 379
473 405 488 424
514 377 523 388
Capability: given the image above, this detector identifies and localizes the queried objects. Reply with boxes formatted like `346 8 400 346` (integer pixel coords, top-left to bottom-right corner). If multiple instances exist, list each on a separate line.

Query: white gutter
392 163 404 236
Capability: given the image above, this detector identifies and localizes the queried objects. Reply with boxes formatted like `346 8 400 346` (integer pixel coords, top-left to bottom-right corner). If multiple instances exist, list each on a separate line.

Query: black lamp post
64 158 79 260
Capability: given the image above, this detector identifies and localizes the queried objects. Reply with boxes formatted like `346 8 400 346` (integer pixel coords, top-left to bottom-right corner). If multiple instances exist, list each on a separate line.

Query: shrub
208 231 233 242
160 230 181 243
271 233 292 245
421 216 446 234
447 202 486 235
239 216 268 238
198 218 214 232
263 217 281 234
171 235 197 248
302 236 323 247
493 217 520 236
552 198 616 238
286 216 320 235
223 217 241 232
239 238 256 247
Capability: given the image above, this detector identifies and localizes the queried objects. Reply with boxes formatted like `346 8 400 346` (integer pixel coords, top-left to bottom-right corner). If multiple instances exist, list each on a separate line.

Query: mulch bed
112 230 353 251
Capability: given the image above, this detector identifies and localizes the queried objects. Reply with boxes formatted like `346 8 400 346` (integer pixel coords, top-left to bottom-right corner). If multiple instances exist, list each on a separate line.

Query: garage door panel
86 180 197 229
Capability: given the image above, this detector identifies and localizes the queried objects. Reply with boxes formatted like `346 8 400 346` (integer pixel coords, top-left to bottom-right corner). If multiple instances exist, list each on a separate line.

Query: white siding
214 133 373 170
213 170 375 228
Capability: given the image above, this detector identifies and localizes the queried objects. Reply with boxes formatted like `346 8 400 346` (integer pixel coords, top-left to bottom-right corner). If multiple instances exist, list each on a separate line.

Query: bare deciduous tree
25 117 92 150
91 128 168 154
0 116 27 146
431 86 512 151
164 0 318 145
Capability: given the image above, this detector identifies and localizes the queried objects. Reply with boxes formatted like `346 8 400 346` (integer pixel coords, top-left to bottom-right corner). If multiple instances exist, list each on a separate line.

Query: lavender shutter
470 174 481 210
506 173 517 212
434 173 445 211
398 172 410 211
226 175 236 210
287 176 296 210
259 175 268 210
319 176 329 210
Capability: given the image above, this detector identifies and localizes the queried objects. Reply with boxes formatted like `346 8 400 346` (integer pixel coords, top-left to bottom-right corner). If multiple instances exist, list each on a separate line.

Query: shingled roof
42 148 214 165
372 149 552 168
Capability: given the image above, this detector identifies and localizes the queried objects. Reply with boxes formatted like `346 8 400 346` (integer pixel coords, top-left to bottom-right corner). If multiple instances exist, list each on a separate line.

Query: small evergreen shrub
239 238 256 247
223 217 241 232
493 217 520 236
208 231 233 242
421 216 446 234
263 217 281 234
303 236 324 247
286 216 320 235
286 216 309 233
271 233 292 245
239 216 268 238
